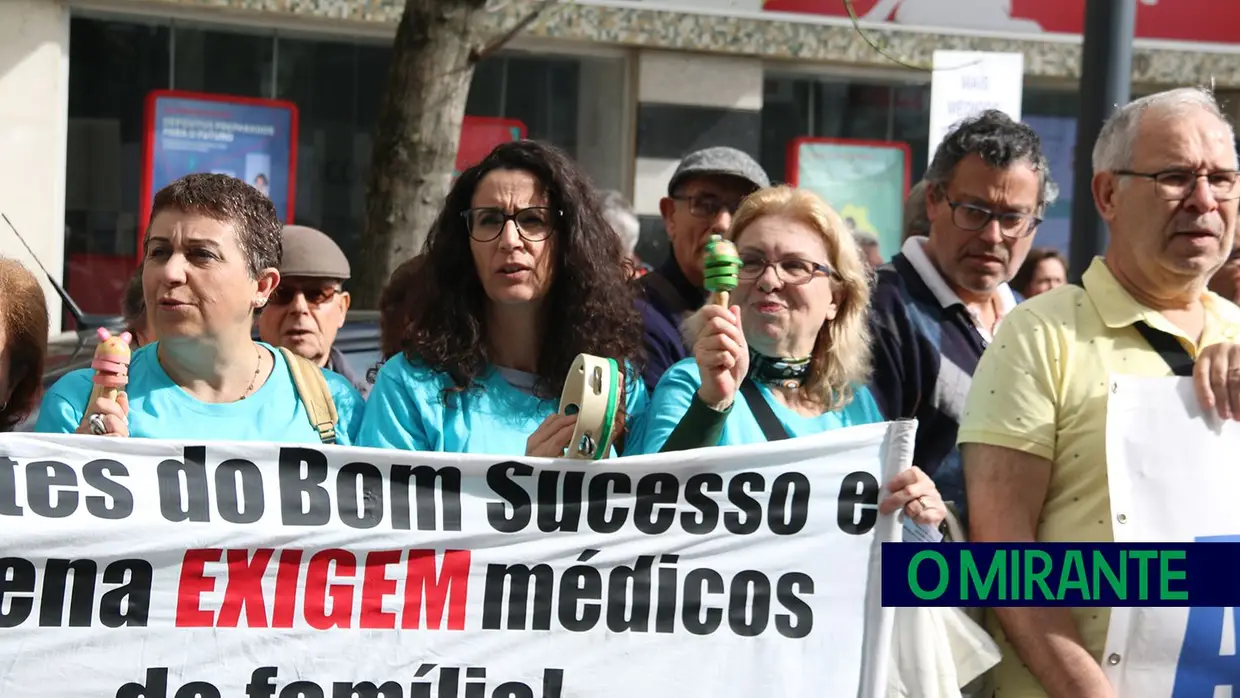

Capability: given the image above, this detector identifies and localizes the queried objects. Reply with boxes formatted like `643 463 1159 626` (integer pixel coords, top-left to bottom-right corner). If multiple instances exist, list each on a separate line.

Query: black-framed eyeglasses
671 194 744 219
1114 169 1240 202
943 196 1042 238
738 253 833 285
461 206 559 242
270 284 342 306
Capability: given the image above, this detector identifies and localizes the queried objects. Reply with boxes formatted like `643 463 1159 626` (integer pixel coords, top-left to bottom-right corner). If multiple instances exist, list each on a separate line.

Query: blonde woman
630 185 945 526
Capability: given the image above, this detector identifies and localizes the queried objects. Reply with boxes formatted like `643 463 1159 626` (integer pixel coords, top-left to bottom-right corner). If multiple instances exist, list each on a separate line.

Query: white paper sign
1104 375 1240 697
928 50 1025 158
0 422 912 698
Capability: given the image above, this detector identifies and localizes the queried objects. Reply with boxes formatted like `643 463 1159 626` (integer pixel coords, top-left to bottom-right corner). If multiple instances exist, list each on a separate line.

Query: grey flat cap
280 225 350 280
668 146 770 195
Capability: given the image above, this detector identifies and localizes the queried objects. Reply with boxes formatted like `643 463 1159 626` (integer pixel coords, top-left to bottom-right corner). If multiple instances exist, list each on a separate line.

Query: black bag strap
1132 320 1195 377
740 378 790 441
1079 274 1195 378
640 270 692 318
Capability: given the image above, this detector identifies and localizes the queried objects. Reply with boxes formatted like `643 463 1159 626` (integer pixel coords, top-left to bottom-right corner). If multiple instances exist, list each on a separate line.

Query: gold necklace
241 343 262 400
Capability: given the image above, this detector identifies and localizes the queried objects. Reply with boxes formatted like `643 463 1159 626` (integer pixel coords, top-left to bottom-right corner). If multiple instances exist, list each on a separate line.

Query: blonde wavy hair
713 185 873 411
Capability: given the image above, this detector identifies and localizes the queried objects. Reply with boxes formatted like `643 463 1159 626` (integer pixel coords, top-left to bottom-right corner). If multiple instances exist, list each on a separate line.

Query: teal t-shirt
34 342 365 445
629 357 884 454
357 353 649 456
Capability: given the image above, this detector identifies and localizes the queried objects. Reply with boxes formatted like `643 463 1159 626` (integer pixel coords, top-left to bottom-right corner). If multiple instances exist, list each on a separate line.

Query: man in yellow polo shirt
957 86 1240 697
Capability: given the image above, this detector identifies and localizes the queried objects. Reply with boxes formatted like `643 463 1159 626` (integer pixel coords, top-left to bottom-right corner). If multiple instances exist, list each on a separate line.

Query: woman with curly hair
628 187 946 529
0 257 49 431
358 140 648 456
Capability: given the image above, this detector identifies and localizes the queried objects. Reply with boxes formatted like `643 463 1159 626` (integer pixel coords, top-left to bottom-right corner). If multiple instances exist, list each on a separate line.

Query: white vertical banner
1104 375 1240 697
928 50 1025 158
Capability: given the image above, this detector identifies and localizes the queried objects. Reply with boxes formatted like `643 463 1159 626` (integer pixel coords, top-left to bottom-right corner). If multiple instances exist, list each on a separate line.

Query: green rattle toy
703 234 742 306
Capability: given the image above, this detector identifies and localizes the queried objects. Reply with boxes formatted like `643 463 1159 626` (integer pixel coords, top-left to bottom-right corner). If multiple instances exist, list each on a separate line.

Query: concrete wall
630 50 765 265
0 0 69 334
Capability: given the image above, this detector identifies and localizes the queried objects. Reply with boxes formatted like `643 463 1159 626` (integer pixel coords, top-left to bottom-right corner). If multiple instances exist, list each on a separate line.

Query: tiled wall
0 0 69 331
106 0 1240 87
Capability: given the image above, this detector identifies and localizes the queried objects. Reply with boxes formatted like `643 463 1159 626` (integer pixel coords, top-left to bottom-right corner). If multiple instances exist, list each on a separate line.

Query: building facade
4 0 1240 332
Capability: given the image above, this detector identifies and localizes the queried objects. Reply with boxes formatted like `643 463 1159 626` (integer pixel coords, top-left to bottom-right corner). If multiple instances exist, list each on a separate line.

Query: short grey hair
924 109 1059 208
1092 86 1237 173
600 189 640 255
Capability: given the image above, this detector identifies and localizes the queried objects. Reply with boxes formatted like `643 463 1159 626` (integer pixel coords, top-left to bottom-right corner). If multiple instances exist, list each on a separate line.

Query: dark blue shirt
634 259 706 393
867 253 1022 526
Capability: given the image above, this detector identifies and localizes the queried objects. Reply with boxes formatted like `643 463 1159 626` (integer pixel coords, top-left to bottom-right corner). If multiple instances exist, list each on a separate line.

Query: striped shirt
866 236 1019 524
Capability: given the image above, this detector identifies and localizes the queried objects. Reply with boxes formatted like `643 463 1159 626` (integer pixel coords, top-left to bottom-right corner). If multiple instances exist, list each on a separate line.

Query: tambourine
559 353 622 460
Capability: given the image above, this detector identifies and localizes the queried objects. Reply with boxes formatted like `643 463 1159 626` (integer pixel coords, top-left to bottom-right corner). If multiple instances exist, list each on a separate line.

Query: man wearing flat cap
257 225 368 396
636 146 771 392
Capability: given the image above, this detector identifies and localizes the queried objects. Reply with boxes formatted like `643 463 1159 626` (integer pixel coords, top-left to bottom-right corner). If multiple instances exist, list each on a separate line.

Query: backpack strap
279 347 339 444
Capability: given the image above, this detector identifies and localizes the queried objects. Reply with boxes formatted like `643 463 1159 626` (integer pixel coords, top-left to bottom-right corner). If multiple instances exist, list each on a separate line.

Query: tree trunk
355 0 487 308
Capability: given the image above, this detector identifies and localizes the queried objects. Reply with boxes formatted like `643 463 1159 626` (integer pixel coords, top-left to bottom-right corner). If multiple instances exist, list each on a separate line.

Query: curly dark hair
925 109 1059 208
148 173 282 279
395 139 644 399
0 258 49 431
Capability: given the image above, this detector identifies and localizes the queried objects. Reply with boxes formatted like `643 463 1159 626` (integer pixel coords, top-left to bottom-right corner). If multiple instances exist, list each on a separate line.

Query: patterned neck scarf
748 349 811 389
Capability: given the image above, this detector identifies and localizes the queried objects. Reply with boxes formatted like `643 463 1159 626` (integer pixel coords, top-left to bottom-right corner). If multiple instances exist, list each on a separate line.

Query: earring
255 297 267 308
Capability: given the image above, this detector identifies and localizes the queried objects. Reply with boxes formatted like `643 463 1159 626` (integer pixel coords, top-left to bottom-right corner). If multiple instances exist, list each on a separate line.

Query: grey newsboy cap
667 146 770 195
279 225 350 280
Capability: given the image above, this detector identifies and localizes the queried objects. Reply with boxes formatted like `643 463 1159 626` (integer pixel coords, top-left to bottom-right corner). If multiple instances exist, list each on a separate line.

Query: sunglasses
269 284 342 307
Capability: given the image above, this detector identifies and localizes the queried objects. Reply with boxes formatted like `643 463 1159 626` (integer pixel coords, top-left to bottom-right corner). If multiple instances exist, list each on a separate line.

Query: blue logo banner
881 542 1240 607
144 91 298 226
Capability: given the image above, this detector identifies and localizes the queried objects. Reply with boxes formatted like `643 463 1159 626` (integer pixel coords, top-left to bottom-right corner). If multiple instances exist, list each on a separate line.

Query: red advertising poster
762 0 1240 45
456 117 527 176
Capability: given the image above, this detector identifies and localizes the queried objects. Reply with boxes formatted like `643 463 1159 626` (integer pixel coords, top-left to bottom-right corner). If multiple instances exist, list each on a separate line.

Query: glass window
67 17 630 309
173 25 274 98
761 75 930 188
760 74 929 259
274 40 628 271
463 52 630 192
275 35 383 265
64 16 171 323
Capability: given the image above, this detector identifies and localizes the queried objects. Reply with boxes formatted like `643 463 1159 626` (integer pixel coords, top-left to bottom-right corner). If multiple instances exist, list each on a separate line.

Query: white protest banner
0 420 912 698
928 50 1024 157
1104 375 1240 697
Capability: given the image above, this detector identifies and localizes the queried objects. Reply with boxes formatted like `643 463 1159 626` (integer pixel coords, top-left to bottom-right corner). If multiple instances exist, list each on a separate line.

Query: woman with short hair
0 258 49 431
359 140 647 456
35 173 364 444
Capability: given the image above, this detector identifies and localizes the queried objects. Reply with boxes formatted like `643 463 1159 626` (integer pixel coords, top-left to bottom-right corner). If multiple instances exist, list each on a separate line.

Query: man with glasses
867 109 1056 527
256 225 368 396
960 87 1240 697
637 146 770 392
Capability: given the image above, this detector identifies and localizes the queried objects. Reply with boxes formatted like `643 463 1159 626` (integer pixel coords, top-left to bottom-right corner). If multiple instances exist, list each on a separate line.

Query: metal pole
1067 0 1137 282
